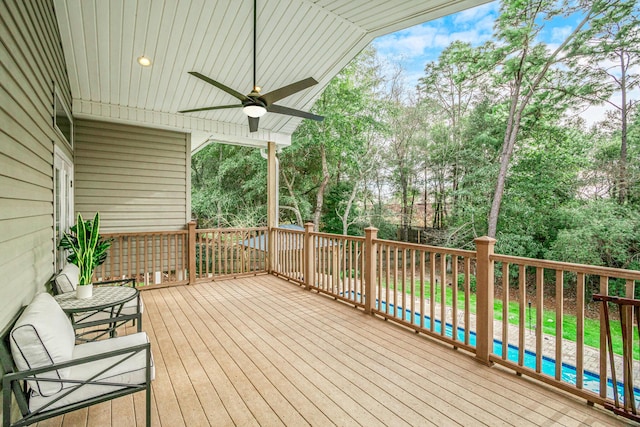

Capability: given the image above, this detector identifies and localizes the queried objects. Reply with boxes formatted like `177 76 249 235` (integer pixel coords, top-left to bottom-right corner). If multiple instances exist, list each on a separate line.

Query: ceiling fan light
243 104 267 118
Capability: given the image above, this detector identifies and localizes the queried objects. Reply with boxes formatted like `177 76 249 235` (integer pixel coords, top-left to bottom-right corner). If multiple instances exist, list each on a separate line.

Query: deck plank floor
46 275 630 426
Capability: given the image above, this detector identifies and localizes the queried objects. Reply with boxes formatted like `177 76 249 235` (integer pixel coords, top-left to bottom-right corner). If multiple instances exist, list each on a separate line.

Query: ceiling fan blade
248 116 259 132
188 71 248 101
268 104 324 121
260 77 318 105
178 104 243 113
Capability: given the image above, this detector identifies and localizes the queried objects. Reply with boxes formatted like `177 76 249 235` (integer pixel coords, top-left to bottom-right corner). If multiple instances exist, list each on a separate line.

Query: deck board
48 275 631 426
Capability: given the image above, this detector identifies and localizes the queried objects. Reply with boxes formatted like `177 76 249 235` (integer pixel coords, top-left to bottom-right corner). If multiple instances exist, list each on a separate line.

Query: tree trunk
401 170 409 241
282 172 304 226
340 182 359 235
488 87 523 238
312 144 330 231
618 49 628 205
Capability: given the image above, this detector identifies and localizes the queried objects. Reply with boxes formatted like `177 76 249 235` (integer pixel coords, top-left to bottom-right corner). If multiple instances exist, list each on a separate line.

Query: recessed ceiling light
137 56 152 67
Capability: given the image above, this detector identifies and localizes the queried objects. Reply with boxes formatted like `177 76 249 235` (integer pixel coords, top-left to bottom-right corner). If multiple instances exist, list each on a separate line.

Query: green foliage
547 200 640 270
192 144 267 228
322 182 360 234
60 212 111 285
457 273 477 293
284 46 387 232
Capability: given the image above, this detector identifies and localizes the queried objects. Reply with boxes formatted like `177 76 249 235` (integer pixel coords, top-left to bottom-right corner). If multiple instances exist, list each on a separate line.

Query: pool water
378 300 640 405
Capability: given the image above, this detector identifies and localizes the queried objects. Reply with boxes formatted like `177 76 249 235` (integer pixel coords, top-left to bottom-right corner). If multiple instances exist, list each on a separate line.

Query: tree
484 0 629 237
418 41 489 224
191 144 267 227
284 46 384 232
571 4 640 203
383 66 424 239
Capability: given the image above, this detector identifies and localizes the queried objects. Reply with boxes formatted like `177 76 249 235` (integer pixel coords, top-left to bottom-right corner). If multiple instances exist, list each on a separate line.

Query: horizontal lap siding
0 0 71 328
74 119 189 232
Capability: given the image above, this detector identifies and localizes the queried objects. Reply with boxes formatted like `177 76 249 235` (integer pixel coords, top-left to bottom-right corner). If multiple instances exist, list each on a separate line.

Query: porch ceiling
54 0 489 149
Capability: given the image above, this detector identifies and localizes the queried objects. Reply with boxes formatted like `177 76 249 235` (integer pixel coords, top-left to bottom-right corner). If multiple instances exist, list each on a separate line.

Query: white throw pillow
54 263 80 293
10 293 76 396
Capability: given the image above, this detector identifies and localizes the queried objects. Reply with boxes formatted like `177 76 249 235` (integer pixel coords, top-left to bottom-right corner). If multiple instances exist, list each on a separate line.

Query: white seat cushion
29 332 154 411
54 263 80 294
10 293 76 396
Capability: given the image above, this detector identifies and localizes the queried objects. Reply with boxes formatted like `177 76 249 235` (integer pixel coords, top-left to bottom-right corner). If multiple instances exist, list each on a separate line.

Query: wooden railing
488 249 640 409
273 225 366 307
100 222 640 417
272 227 305 284
99 230 189 286
372 237 477 352
100 224 267 287
193 227 268 280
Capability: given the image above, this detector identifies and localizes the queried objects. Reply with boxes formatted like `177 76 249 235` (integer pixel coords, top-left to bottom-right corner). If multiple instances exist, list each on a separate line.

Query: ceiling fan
178 0 324 132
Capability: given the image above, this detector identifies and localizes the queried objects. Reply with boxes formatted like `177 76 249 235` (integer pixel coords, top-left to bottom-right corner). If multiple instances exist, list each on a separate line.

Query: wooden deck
39 274 630 426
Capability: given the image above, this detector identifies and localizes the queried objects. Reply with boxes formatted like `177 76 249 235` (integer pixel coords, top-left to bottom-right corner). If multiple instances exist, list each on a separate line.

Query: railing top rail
492 253 640 281
102 230 188 237
593 294 640 306
274 228 305 235
310 231 366 243
374 238 477 258
196 227 268 233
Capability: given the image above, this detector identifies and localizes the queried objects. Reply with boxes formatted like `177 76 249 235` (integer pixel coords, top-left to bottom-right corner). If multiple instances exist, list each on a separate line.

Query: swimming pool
378 300 640 405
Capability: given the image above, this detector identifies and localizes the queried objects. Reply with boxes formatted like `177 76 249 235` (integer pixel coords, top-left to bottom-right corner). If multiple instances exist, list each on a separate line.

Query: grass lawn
382 280 638 359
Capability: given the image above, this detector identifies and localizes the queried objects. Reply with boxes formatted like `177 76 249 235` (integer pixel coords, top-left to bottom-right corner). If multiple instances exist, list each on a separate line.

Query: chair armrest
3 342 150 383
95 277 136 288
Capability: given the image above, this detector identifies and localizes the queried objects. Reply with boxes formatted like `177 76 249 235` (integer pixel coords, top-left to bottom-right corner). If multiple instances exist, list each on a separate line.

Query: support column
475 236 496 365
267 141 277 273
188 221 197 285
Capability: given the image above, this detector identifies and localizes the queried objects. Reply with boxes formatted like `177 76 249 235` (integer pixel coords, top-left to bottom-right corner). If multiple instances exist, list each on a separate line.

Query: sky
373 1 500 86
371 1 634 127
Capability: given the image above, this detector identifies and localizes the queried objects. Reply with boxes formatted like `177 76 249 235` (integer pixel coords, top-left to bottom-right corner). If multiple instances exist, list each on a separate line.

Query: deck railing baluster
556 270 564 381
502 262 509 360
576 272 585 388
429 252 436 332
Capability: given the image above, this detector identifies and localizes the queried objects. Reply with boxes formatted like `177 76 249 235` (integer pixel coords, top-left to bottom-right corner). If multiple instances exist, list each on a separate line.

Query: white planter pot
76 284 93 299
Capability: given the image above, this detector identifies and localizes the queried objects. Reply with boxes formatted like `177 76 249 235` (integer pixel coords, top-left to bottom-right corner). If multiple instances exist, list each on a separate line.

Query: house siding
0 0 72 328
74 119 190 232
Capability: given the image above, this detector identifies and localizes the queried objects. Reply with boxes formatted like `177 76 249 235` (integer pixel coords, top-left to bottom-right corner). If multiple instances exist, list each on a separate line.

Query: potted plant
60 212 111 298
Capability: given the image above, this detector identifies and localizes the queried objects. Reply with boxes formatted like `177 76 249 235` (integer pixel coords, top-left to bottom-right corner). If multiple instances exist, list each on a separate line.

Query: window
54 90 73 147
54 147 74 270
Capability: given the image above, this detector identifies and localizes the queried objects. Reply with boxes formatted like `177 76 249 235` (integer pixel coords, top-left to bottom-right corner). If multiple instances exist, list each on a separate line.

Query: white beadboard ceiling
54 0 488 148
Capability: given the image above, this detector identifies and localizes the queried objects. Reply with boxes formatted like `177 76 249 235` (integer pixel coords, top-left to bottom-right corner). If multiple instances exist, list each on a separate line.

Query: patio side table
54 286 142 341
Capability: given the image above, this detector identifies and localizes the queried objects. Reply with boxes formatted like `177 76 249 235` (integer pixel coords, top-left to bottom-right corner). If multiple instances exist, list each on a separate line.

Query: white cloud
576 87 639 127
372 2 499 92
551 25 573 42
432 25 494 48
374 12 494 59
374 25 439 58
452 1 499 26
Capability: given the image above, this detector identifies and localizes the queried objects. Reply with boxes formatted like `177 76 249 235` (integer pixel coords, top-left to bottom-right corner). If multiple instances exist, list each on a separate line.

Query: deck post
188 221 197 285
267 141 277 273
304 222 314 290
364 227 378 314
475 236 496 365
